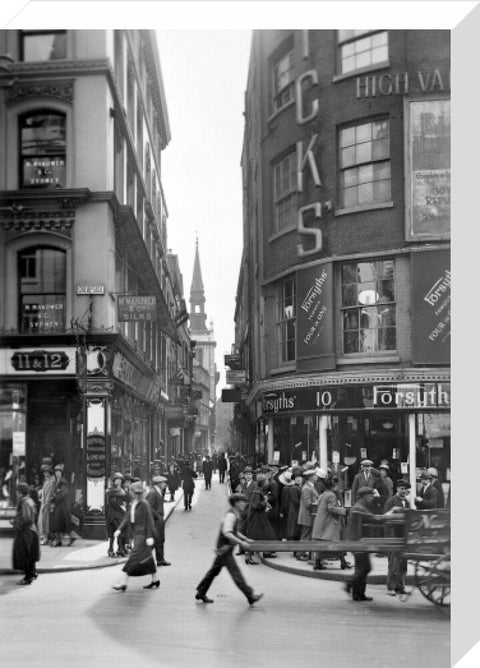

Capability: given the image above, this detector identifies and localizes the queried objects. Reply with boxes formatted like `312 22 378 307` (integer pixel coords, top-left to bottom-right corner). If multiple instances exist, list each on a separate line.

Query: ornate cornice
6 79 74 104
246 368 451 405
6 59 110 77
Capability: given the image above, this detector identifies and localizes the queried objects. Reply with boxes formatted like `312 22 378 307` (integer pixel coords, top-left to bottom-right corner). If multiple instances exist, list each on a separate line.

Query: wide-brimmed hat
315 467 328 479
152 475 167 484
357 486 374 497
302 469 317 477
130 481 144 494
360 459 373 466
303 462 316 471
243 466 254 474
278 470 293 486
229 493 248 506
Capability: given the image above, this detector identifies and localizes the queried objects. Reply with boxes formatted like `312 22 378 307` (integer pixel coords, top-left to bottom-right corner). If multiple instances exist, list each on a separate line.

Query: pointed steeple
189 236 208 334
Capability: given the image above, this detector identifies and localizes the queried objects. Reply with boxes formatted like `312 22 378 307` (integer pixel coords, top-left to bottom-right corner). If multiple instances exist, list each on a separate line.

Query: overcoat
311 489 346 541
12 496 40 572
118 498 156 576
182 467 198 493
281 484 302 540
244 482 276 540
146 485 165 543
297 481 319 527
51 476 71 534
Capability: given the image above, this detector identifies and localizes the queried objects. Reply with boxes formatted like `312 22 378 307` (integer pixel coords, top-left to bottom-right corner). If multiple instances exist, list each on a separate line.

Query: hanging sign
117 296 157 321
296 263 334 370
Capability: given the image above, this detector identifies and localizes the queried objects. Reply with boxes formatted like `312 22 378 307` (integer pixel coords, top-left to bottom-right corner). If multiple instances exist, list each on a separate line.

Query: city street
0 476 449 668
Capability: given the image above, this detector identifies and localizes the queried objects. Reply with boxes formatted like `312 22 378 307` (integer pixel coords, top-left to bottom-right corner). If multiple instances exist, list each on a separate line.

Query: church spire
189 236 208 334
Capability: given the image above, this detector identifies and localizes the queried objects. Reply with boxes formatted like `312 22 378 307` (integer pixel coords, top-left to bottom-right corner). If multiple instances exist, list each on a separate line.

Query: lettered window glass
339 119 391 208
21 31 67 61
20 112 66 189
341 260 396 354
278 278 296 363
337 30 388 75
18 247 66 333
273 151 297 232
272 50 295 112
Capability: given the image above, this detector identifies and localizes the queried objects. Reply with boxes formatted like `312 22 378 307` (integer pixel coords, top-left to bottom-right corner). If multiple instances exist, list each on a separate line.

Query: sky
156 30 252 388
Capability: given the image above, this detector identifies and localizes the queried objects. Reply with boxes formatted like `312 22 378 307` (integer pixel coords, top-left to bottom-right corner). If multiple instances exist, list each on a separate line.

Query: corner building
236 30 450 501
0 30 193 536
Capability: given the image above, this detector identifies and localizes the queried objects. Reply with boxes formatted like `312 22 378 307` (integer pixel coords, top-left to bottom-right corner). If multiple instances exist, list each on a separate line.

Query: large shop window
341 259 396 354
18 247 66 333
273 151 297 232
277 278 296 363
20 30 67 61
337 30 388 75
339 119 391 209
20 111 66 189
272 49 295 112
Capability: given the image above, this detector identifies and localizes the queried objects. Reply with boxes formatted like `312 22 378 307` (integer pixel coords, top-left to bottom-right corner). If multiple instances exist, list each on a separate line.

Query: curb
258 555 415 586
0 492 184 576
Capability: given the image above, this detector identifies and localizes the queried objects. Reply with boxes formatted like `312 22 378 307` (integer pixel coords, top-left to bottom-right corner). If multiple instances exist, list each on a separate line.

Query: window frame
18 109 67 190
339 258 397 357
273 149 297 234
336 30 389 76
271 47 295 114
277 277 296 364
338 117 391 210
20 30 67 62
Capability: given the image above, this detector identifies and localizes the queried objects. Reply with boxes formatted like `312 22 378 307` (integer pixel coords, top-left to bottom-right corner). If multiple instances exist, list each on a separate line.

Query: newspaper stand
248 508 450 611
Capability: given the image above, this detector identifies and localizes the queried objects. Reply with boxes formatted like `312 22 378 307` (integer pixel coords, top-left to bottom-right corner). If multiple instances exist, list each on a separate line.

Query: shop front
258 377 450 506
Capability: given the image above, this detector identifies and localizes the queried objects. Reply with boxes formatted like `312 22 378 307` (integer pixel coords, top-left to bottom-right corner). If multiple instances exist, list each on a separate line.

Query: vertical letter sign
296 263 335 371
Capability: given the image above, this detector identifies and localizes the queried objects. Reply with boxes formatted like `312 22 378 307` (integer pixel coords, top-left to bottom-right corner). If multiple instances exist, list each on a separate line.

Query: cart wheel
414 554 450 611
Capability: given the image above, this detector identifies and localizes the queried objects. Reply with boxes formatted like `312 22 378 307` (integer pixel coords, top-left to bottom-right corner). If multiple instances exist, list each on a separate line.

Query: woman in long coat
38 465 56 545
244 467 276 563
311 477 349 570
12 482 40 585
51 464 75 547
113 481 160 591
281 467 305 559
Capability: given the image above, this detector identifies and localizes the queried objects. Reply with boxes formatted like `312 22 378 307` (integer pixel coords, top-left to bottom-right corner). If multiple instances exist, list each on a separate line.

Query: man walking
345 486 377 602
202 455 214 490
146 475 171 566
195 493 264 606
351 459 376 505
383 479 411 595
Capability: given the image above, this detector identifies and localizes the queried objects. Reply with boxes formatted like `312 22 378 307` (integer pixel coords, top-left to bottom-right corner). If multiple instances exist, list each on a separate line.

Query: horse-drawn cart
248 508 450 611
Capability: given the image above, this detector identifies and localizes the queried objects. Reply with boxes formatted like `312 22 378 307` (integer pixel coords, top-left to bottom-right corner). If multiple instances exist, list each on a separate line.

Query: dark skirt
51 502 71 534
122 535 156 576
12 528 40 572
244 510 277 541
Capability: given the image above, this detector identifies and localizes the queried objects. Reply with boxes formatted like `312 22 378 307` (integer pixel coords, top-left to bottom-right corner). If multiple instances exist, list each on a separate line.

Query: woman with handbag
112 481 160 591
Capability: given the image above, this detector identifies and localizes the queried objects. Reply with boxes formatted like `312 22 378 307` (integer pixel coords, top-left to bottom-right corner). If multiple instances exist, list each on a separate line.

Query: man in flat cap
383 479 411 595
351 459 376 505
345 486 377 601
195 493 264 606
146 475 171 566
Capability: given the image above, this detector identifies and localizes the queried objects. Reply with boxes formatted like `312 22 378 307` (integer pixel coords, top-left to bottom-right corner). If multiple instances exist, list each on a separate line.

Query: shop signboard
1 347 76 375
411 250 450 365
405 98 450 241
117 295 157 321
226 370 246 385
224 354 243 370
86 433 106 478
296 263 335 370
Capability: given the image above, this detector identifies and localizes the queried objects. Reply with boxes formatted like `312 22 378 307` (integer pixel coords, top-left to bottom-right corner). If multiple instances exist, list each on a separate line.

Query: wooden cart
248 508 450 611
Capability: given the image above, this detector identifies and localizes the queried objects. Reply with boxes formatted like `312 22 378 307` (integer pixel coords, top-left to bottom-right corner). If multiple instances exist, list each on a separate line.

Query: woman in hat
311 475 349 570
50 464 76 547
112 481 160 591
105 473 127 557
11 482 40 585
38 465 56 545
243 466 277 563
281 467 306 560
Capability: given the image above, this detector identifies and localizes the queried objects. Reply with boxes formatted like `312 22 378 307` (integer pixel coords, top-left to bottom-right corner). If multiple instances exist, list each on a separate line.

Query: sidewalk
0 493 183 575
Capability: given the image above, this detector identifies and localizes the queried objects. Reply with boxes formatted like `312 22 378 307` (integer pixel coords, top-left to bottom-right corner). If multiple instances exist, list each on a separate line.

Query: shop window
341 259 396 354
273 150 297 232
20 30 67 62
277 278 296 363
272 47 295 112
339 119 390 209
19 111 66 189
337 30 388 75
18 247 66 333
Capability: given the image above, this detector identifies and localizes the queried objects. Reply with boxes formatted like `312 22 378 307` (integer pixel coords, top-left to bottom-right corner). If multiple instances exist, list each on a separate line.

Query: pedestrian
344 486 378 602
244 465 277 563
11 482 40 585
427 467 445 508
350 459 376 505
146 475 171 567
50 464 76 547
236 466 255 556
297 468 319 550
181 461 198 511
105 473 127 557
414 471 440 509
383 479 411 596
202 455 214 490
311 475 348 570
378 464 394 498
166 460 180 502
112 481 160 591
195 493 264 606
277 467 293 540
217 452 227 484
38 464 56 546
264 466 281 540
281 467 305 559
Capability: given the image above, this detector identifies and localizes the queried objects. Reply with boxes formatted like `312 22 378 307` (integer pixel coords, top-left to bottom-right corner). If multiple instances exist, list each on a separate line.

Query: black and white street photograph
0 1 477 667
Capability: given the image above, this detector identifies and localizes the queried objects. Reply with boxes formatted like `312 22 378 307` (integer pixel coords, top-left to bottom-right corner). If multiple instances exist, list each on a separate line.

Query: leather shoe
156 560 171 566
353 595 373 601
248 593 264 606
143 580 160 589
112 584 127 592
195 593 214 603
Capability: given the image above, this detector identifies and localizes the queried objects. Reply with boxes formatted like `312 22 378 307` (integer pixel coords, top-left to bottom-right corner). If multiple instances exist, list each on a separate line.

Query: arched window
18 246 66 333
19 111 66 189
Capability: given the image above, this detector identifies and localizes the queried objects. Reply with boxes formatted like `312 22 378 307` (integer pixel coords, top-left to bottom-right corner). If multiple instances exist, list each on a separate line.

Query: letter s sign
297 202 322 258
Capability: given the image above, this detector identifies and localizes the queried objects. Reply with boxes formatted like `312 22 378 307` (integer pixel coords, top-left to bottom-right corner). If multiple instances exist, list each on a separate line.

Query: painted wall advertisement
405 98 450 240
412 250 450 365
296 263 335 370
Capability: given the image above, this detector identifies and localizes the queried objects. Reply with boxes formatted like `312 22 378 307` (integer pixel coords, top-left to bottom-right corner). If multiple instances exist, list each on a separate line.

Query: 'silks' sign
117 296 157 321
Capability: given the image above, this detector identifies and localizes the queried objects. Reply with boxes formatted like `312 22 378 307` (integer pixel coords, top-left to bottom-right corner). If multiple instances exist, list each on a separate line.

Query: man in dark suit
202 456 214 490
351 459 376 505
415 471 439 509
384 479 411 595
146 475 171 566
